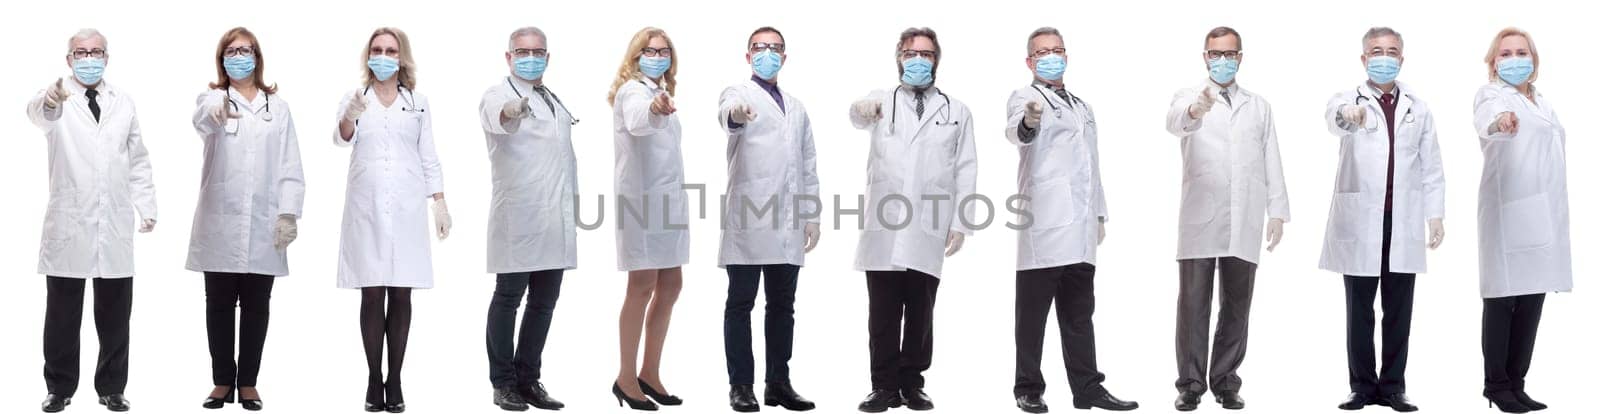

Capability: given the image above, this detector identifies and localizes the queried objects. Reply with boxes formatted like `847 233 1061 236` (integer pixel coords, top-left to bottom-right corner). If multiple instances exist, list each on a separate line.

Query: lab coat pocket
1501 193 1555 252
1330 193 1364 242
1028 179 1076 230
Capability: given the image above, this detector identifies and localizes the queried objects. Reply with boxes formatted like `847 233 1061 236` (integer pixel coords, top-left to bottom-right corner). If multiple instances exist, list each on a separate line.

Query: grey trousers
1174 256 1257 394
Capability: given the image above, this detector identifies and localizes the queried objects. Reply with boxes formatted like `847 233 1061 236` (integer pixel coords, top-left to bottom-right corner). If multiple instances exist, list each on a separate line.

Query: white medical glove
852 99 882 121
1097 222 1106 246
45 79 70 109
730 100 757 124
944 231 965 257
803 222 820 253
1023 100 1043 129
343 91 367 122
502 96 530 119
1339 104 1366 129
1189 86 1216 119
139 218 156 233
432 198 452 240
1428 218 1445 250
1493 112 1519 135
1265 218 1284 252
650 91 676 115
274 215 298 250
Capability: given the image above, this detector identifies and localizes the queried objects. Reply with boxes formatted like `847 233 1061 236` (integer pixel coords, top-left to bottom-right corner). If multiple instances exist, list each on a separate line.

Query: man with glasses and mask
848 26 977 413
1004 27 1138 413
716 26 820 413
478 26 575 412
1163 26 1289 412
27 28 157 413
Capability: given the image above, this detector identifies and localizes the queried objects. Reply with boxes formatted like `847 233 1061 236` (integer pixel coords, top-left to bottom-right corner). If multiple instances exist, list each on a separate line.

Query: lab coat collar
744 77 786 115
1030 80 1076 109
1206 78 1248 111
227 85 266 112
896 85 947 137
63 76 114 98
1359 81 1414 124
637 74 662 90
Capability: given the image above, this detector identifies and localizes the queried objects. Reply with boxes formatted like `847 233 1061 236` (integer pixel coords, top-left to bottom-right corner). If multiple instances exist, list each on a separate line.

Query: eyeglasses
640 47 672 58
369 47 401 57
749 42 785 54
1366 48 1402 58
1205 49 1241 60
223 46 256 58
899 49 937 60
1030 47 1066 58
511 48 548 58
70 48 107 59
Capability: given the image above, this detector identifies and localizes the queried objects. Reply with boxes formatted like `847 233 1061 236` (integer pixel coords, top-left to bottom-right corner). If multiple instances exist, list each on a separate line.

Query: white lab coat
716 79 819 267
1472 81 1572 298
1005 84 1107 271
479 77 578 274
27 78 156 279
1165 81 1290 264
186 88 305 276
332 87 442 288
1318 83 1444 277
849 86 978 278
613 77 690 271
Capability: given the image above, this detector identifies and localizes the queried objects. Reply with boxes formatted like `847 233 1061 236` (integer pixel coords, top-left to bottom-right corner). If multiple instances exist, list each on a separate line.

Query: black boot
1514 390 1547 411
764 382 815 411
1485 390 1531 413
730 385 760 412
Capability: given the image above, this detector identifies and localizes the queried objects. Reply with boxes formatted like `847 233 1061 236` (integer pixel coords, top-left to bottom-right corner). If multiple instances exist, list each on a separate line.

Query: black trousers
44 276 133 398
724 264 800 385
1482 293 1544 393
205 273 276 387
1174 256 1256 394
866 270 940 391
486 270 564 388
1014 263 1107 399
1344 213 1416 396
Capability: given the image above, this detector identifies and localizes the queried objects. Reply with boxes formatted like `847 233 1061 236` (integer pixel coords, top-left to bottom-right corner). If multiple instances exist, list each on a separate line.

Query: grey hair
508 26 547 51
1362 27 1403 51
68 28 106 53
1026 27 1063 55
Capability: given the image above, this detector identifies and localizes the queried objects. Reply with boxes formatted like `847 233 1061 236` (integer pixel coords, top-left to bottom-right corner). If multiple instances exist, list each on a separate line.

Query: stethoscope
1029 84 1083 118
506 77 579 125
361 84 423 113
225 88 271 122
1353 87 1414 124
889 85 956 133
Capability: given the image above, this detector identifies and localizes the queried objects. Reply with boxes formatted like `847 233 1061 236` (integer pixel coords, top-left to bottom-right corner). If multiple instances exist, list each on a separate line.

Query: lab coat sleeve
1418 108 1445 220
1325 93 1360 135
417 98 444 196
276 101 306 218
26 81 64 130
1004 89 1036 146
333 90 357 147
717 86 745 133
1166 88 1203 137
618 84 668 137
1473 86 1515 141
479 86 519 135
951 110 979 235
849 90 885 130
1086 103 1108 223
192 90 226 138
800 115 821 224
125 101 157 222
1262 105 1290 222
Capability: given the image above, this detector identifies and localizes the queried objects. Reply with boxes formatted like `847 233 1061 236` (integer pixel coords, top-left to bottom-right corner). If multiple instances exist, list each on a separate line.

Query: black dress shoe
203 387 235 409
518 382 565 410
764 382 815 411
613 382 659 411
1514 390 1547 411
1485 390 1531 413
41 394 71 413
1074 392 1139 411
1340 392 1376 410
365 381 386 412
730 384 760 412
638 378 683 406
902 389 934 411
241 398 263 412
385 382 406 413
1214 390 1245 410
857 389 903 413
1379 393 1417 412
494 386 530 411
1174 391 1202 411
1016 394 1048 413
98 394 131 412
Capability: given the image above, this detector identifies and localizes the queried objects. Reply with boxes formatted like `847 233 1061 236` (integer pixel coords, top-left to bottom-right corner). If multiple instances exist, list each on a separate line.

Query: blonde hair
607 27 677 106
362 27 418 89
209 27 278 94
1484 27 1539 84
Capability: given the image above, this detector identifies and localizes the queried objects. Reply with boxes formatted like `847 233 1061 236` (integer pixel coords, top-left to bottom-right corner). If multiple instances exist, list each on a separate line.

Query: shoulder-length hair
209 27 278 94
1483 27 1539 84
607 27 676 106
363 27 418 89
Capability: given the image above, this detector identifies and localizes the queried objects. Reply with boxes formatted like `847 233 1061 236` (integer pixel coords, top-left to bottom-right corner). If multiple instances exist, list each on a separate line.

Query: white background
0 0 1593 413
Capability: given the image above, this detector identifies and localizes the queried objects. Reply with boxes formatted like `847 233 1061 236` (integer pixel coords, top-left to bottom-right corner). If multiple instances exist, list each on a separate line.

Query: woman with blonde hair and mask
607 26 686 411
1471 27 1570 413
188 26 304 412
333 27 450 414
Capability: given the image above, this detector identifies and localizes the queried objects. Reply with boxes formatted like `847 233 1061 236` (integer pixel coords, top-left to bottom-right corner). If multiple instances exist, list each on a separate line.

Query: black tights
361 287 412 402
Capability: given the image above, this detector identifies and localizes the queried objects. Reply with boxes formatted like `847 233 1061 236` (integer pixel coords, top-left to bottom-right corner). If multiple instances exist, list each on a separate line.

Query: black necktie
1052 87 1073 109
914 91 926 119
1219 89 1232 107
531 86 556 117
85 89 101 122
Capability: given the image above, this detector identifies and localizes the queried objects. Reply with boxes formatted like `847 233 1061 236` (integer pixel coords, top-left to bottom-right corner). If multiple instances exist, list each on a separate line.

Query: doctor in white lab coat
1319 28 1443 412
1163 27 1288 411
1473 28 1571 412
715 26 820 412
333 27 448 412
29 29 154 412
848 27 977 413
186 27 305 408
479 27 574 411
1005 27 1139 413
607 27 688 408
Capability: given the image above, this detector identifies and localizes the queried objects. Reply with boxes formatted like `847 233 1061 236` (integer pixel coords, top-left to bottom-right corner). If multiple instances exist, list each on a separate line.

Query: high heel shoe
384 382 406 413
1514 390 1548 411
638 378 683 406
201 386 235 409
239 387 263 411
364 381 385 412
1485 390 1532 413
613 382 659 411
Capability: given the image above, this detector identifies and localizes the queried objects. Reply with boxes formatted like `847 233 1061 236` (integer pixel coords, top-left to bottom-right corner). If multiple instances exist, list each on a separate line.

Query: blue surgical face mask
224 55 256 80
1366 56 1401 85
513 56 547 81
1496 57 1534 86
639 56 671 79
367 55 399 82
901 57 934 87
1208 57 1239 85
73 57 105 86
751 50 782 81
1033 54 1066 81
